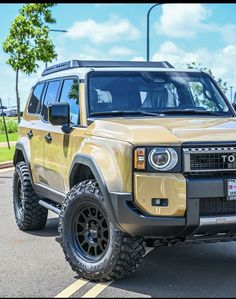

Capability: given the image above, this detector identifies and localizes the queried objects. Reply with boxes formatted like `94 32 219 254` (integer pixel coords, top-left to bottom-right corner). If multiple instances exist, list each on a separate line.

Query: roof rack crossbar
41 60 174 76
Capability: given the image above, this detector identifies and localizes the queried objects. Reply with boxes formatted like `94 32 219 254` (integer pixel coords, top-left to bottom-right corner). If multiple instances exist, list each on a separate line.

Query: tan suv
13 60 236 281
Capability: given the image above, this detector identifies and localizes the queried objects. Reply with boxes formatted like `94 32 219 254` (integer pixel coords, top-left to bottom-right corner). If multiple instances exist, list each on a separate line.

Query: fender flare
13 142 34 186
69 153 119 227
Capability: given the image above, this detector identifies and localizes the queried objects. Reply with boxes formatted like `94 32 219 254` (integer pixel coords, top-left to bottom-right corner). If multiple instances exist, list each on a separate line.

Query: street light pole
147 3 162 62
45 29 68 68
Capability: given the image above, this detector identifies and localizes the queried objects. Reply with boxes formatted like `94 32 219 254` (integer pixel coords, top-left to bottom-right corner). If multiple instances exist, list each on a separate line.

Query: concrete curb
0 161 13 169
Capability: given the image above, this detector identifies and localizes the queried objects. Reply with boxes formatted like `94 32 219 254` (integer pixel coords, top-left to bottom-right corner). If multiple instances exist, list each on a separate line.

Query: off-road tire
59 180 145 281
13 162 48 231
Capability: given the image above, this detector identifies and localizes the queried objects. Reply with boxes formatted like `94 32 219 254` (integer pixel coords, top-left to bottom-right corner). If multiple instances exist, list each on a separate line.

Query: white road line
55 278 89 298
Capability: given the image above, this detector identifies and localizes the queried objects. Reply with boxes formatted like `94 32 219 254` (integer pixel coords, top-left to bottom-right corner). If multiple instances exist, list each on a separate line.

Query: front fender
73 137 133 193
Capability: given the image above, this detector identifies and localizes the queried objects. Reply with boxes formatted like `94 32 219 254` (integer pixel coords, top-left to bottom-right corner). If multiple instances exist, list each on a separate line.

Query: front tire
59 180 145 281
13 162 48 231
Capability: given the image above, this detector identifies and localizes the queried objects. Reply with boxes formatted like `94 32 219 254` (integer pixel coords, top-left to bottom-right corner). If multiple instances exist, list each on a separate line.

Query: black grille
190 152 236 171
200 198 236 216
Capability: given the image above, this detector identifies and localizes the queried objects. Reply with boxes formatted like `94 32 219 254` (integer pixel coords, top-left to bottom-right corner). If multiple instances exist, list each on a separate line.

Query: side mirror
48 102 70 126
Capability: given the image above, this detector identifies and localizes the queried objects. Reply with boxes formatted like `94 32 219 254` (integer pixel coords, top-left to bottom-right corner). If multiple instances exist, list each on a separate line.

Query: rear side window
41 80 61 121
28 83 45 114
59 78 79 125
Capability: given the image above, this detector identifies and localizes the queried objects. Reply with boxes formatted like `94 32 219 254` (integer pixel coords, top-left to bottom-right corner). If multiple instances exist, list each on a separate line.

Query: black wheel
59 180 145 281
13 162 48 231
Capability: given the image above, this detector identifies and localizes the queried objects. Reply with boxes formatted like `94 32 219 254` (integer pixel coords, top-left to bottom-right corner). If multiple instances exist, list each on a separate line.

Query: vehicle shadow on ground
26 217 59 237
106 242 236 298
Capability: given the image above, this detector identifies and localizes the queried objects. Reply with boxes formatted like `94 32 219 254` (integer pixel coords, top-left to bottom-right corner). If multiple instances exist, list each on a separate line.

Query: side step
39 199 61 215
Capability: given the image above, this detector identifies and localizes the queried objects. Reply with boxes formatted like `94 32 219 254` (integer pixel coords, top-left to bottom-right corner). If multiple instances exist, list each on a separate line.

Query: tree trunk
16 69 21 124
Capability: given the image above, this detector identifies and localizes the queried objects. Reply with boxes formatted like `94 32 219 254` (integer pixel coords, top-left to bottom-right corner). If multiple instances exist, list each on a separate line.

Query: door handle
27 130 33 139
44 133 52 144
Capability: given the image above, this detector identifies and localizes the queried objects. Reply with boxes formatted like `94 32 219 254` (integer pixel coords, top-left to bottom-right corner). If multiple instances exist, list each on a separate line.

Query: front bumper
110 175 236 240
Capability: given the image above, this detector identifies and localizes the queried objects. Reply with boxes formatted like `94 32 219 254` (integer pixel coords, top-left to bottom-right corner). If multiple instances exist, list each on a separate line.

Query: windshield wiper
158 109 228 116
90 110 159 117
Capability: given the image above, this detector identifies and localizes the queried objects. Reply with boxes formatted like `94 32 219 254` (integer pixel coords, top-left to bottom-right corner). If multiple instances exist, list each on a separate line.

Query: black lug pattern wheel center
73 205 109 261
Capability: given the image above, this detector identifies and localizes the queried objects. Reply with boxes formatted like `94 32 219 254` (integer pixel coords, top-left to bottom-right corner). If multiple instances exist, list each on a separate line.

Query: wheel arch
13 141 33 186
69 154 118 226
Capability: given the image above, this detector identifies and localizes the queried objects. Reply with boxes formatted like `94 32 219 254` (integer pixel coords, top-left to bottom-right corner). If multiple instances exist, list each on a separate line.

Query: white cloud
131 56 145 61
155 4 210 38
108 46 135 57
213 24 236 44
66 17 140 44
152 41 236 100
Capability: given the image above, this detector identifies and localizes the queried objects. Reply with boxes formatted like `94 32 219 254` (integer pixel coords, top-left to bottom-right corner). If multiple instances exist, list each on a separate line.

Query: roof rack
41 60 174 76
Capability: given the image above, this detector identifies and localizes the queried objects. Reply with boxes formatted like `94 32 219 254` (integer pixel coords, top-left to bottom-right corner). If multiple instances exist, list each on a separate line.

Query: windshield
88 71 233 117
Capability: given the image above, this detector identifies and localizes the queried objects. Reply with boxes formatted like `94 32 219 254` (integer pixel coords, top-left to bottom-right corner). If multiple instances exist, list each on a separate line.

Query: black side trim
69 154 118 226
34 183 66 204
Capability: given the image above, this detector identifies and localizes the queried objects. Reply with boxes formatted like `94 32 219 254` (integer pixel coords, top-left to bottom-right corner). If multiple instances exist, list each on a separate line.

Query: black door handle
27 130 33 139
44 133 52 144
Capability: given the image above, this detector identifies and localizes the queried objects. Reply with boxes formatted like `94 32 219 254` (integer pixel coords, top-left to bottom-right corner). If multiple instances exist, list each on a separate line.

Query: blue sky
1 3 236 108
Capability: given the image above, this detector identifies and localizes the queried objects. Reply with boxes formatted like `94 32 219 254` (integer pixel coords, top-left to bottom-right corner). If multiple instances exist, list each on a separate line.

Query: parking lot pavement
1 168 236 298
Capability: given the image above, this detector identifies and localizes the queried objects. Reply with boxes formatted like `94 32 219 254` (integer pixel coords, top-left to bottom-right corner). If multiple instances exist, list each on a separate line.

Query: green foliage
0 132 18 143
0 146 15 163
0 118 18 133
3 3 57 124
187 62 228 95
3 3 57 74
68 79 79 104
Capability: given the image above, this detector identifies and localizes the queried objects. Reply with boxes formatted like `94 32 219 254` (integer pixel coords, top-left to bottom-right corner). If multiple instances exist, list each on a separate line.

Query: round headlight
148 148 178 171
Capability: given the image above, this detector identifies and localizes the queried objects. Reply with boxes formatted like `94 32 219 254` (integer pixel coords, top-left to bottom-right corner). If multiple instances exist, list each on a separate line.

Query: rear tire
13 162 48 231
59 180 145 281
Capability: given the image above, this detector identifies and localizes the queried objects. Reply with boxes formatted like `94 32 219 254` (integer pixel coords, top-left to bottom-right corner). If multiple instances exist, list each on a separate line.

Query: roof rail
41 60 174 76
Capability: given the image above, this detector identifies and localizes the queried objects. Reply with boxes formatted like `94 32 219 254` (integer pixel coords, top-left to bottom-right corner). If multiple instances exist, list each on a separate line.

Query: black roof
41 60 174 76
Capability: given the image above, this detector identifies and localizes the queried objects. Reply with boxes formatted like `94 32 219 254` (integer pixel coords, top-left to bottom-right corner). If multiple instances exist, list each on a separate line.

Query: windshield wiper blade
90 110 159 116
159 109 226 116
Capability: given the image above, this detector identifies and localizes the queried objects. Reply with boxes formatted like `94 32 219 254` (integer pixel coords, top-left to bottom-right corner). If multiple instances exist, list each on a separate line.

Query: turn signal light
134 148 146 170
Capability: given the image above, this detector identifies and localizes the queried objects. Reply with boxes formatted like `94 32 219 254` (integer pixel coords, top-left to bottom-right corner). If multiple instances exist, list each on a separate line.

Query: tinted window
28 83 44 114
88 72 231 116
41 80 60 121
59 79 79 124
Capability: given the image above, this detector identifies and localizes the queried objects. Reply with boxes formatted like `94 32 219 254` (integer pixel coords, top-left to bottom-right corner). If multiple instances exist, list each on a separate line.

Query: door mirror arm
61 123 73 134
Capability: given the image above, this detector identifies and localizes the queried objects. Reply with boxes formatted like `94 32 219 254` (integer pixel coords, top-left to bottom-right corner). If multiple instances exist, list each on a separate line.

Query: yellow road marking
0 167 14 173
81 247 154 298
55 278 89 298
145 247 154 256
54 247 154 298
82 281 113 298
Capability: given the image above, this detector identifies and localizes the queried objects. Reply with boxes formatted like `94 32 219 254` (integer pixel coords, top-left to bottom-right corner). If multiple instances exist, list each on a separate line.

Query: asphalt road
1 168 236 297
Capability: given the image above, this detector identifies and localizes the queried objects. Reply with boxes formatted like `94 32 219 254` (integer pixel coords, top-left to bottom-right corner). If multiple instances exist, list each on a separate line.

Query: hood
85 117 236 145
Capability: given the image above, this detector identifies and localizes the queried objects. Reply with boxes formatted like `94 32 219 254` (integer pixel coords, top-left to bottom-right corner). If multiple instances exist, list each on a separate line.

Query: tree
187 62 228 95
3 3 57 123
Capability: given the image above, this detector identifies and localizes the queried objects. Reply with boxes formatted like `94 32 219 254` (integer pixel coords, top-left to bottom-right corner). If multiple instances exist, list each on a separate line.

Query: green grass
0 132 18 143
0 146 15 163
5 116 18 121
